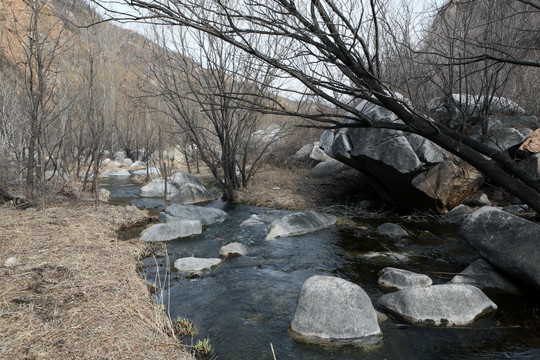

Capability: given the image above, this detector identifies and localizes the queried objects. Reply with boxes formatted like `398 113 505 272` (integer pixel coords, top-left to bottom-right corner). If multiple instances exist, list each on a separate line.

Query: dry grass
236 165 370 210
0 203 189 360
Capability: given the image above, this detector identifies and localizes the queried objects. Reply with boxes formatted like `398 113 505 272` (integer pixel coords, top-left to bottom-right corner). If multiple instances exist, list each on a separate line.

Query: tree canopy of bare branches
92 0 540 212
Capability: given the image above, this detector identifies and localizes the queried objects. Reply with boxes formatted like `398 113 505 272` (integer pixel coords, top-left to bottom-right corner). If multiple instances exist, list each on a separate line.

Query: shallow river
101 176 540 360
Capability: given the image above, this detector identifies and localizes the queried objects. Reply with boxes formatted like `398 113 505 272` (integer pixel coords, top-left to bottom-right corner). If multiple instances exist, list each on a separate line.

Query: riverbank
1 165 357 360
0 203 190 360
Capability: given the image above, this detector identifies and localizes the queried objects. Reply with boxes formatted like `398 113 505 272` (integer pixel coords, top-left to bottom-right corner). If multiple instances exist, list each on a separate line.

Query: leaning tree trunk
379 93 540 214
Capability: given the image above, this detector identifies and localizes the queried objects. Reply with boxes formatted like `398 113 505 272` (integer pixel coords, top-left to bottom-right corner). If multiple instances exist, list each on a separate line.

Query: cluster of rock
288 205 540 347
290 262 501 346
427 94 540 179
141 207 338 276
318 99 482 212
288 141 348 178
317 95 539 212
140 172 216 205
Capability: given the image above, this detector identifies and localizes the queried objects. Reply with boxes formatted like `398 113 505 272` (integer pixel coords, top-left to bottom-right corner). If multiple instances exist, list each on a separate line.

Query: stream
101 176 540 359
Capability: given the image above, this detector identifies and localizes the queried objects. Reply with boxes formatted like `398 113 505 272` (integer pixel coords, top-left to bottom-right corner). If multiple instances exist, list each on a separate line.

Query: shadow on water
101 176 540 360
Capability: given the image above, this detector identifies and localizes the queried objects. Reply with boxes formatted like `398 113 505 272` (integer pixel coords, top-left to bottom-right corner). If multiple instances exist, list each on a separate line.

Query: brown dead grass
235 165 370 210
0 203 189 360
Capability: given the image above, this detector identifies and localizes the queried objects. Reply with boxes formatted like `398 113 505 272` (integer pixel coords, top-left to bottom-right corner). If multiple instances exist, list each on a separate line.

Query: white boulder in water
160 204 228 226
219 242 248 257
141 220 202 242
174 257 222 274
290 275 382 346
265 210 337 240
140 172 215 205
377 284 497 326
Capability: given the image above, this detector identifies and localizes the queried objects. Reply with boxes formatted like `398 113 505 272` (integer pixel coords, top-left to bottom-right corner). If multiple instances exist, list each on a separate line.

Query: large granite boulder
169 172 216 204
460 207 540 291
377 284 497 326
378 267 432 291
450 258 522 295
160 204 228 226
321 99 482 212
140 172 215 204
290 276 382 346
265 210 337 240
140 220 202 242
140 178 178 198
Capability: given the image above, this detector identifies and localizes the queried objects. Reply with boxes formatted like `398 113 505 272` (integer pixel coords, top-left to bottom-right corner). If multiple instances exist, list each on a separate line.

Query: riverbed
101 176 540 359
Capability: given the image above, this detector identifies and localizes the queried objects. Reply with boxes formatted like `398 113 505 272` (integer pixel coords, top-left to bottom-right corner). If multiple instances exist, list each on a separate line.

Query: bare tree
144 24 288 201
93 0 540 212
3 0 70 200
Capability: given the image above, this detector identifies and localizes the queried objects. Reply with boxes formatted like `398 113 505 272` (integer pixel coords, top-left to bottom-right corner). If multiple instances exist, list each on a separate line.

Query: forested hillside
0 0 171 199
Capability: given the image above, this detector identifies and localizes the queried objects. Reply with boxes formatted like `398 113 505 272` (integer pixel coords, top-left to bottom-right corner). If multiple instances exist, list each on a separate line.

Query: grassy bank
0 203 189 360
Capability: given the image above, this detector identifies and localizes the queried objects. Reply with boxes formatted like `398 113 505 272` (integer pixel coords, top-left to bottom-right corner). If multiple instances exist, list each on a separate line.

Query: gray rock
4 257 17 267
161 204 228 226
470 118 532 151
139 172 215 204
310 145 332 162
525 153 540 178
319 130 335 157
291 142 318 162
460 207 540 291
140 178 179 198
219 242 248 257
377 284 497 326
106 160 122 168
378 267 432 291
240 214 265 227
141 220 202 242
265 210 337 240
309 159 346 178
450 258 522 295
290 275 382 346
129 160 146 170
121 158 133 167
98 188 111 202
102 169 130 177
376 223 408 237
322 99 482 212
114 150 126 162
465 194 491 207
359 251 412 265
502 204 529 214
169 183 216 205
444 204 473 224
174 257 221 274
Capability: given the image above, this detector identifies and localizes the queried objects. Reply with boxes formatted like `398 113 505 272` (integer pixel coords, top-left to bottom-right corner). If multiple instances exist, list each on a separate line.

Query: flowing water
101 176 540 360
